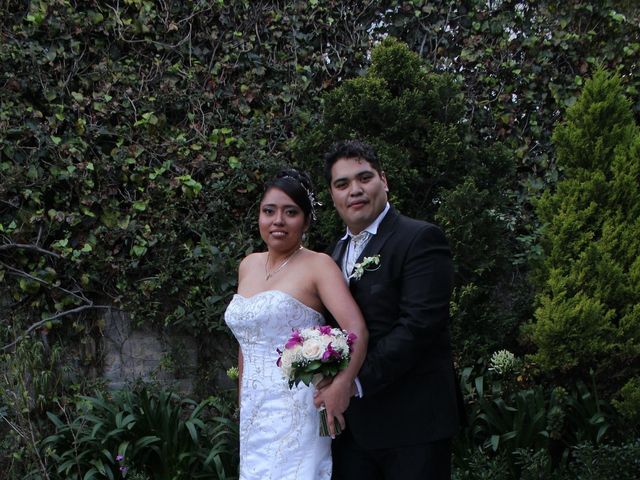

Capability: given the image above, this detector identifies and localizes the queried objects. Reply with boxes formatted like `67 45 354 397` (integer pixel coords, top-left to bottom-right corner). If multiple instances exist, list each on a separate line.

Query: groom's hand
314 376 353 437
313 376 334 394
312 376 335 409
313 377 357 407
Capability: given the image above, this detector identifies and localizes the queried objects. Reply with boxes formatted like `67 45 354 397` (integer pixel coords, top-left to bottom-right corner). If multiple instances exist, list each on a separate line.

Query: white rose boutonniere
349 254 381 280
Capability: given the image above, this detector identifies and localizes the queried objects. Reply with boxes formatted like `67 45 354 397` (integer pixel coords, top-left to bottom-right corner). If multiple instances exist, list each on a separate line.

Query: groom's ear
380 171 389 193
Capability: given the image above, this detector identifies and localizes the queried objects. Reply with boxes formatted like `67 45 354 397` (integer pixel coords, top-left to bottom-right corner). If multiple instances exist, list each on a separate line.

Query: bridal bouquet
277 325 357 436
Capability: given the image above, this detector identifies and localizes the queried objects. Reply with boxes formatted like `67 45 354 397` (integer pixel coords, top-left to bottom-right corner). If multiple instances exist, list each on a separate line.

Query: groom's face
329 157 388 235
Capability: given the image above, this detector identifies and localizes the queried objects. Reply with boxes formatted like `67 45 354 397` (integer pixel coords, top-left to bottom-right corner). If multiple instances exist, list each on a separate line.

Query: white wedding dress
225 290 332 480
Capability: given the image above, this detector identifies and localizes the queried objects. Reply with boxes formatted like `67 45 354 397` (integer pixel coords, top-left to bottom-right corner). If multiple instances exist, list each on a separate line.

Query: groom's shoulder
396 212 442 233
394 213 449 245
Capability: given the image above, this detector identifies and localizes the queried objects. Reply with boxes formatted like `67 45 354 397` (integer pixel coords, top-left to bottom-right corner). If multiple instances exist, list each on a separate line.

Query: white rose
332 337 349 355
301 338 325 361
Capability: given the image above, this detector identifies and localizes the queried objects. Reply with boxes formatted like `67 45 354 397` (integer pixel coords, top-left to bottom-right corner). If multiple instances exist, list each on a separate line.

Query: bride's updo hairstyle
262 168 318 222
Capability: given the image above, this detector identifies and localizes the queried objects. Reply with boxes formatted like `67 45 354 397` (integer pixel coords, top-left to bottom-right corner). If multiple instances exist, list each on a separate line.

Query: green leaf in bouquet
304 361 323 373
298 372 314 386
325 365 338 377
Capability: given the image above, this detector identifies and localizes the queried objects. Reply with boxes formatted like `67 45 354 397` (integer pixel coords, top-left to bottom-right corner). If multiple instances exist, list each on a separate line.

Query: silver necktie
345 231 371 275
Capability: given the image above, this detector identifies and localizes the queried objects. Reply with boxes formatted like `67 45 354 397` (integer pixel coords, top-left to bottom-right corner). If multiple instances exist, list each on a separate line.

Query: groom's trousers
331 428 452 480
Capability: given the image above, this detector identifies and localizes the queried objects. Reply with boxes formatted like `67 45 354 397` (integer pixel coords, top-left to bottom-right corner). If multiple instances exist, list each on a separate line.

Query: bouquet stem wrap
318 406 343 437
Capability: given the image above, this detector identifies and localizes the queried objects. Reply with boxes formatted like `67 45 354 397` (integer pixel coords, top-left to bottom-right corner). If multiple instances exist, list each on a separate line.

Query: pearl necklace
265 245 303 281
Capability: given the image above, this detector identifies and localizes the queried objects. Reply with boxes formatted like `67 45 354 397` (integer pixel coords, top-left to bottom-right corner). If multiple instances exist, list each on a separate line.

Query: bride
225 169 368 479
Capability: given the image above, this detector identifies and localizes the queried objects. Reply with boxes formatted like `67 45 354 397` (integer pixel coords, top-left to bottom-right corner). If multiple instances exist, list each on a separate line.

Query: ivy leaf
133 201 147 212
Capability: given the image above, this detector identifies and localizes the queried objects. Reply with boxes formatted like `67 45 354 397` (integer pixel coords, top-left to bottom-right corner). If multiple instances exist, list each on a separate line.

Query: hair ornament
282 175 322 221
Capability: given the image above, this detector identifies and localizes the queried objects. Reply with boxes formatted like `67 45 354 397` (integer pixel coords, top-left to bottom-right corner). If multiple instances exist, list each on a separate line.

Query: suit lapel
331 238 348 265
330 206 400 282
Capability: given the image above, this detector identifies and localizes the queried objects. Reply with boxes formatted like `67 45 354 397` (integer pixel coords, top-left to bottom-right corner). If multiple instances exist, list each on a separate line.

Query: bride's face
259 187 308 252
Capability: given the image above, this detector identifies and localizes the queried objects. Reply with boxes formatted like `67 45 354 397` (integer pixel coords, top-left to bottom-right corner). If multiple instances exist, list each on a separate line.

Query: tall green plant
380 0 640 186
294 37 525 365
0 338 64 479
455 355 614 478
42 387 238 480
525 70 640 402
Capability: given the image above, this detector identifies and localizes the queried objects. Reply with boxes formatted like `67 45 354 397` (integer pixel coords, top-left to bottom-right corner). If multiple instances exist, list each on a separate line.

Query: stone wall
102 308 198 393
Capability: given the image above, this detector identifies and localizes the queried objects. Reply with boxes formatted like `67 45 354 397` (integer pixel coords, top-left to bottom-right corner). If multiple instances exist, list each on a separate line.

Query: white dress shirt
339 202 390 397
341 202 390 280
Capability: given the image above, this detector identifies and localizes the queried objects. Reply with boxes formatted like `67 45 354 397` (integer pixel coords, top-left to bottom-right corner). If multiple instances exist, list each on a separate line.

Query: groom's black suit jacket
330 206 462 449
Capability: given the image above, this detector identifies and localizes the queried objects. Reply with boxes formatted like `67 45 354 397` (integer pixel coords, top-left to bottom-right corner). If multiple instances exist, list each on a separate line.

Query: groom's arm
357 223 454 396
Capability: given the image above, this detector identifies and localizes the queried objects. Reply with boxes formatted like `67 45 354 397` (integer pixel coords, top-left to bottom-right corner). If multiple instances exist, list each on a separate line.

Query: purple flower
321 342 341 362
285 330 304 349
347 332 357 351
318 325 332 335
116 455 124 462
119 465 129 475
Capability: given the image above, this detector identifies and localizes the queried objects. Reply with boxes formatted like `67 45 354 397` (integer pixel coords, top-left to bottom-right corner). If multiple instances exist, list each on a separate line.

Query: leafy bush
42 387 238 480
525 70 640 398
0 338 66 478
293 37 527 365
455 354 614 478
612 376 640 430
0 0 381 345
380 0 640 190
453 449 512 480
562 441 640 480
454 441 640 480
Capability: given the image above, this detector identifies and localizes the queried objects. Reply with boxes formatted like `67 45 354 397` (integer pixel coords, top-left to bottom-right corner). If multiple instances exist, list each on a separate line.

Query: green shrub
293 37 526 365
42 387 238 480
456 355 614 478
455 442 640 480
563 441 640 480
526 70 640 397
0 339 65 479
612 377 640 429
453 449 512 480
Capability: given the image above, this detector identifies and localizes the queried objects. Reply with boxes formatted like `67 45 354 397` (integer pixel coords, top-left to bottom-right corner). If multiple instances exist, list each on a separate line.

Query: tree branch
0 243 61 258
2 304 114 352
1 262 89 304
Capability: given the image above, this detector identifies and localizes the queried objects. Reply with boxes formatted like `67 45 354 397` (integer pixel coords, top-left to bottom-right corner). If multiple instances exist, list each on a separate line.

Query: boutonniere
349 254 381 280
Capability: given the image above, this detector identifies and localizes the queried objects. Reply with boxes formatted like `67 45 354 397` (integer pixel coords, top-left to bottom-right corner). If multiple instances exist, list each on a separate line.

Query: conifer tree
295 38 525 364
528 70 640 403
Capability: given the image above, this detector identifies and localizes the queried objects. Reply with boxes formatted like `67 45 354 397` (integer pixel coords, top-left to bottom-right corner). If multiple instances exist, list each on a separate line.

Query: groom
317 140 463 479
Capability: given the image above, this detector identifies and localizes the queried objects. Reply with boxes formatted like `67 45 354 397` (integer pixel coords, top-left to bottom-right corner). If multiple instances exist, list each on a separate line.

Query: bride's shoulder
303 249 340 271
239 252 265 272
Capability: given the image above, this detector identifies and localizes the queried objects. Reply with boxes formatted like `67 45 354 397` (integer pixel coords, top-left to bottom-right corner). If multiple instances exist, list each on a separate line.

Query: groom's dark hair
323 140 383 185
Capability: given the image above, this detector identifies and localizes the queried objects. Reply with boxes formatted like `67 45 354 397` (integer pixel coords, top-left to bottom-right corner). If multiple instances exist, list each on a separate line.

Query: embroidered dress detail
225 290 332 479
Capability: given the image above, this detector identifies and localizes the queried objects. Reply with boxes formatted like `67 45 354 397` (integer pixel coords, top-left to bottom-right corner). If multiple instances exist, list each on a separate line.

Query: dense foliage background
1 1 639 478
